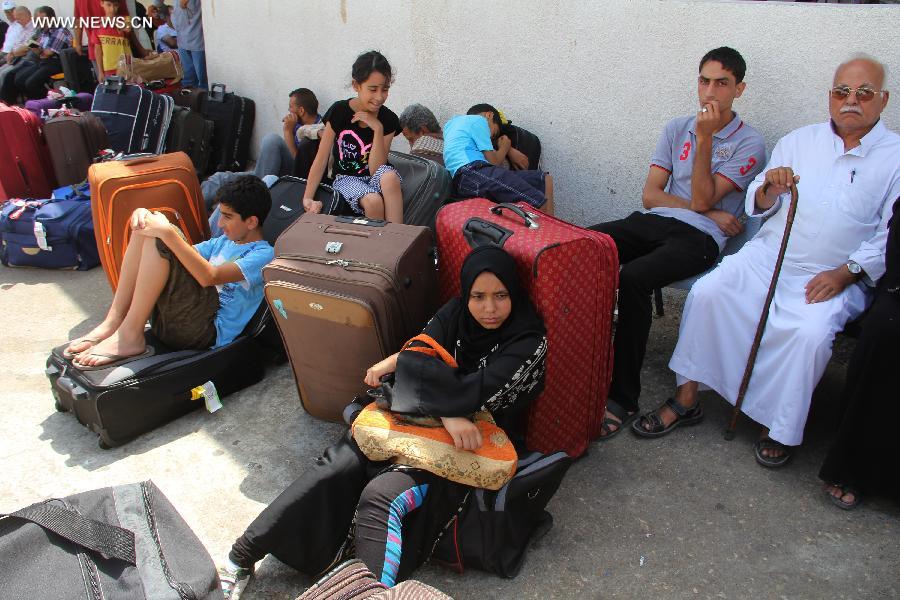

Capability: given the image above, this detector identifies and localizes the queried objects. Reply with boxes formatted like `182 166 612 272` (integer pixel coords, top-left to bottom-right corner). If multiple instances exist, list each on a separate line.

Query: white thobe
669 120 900 446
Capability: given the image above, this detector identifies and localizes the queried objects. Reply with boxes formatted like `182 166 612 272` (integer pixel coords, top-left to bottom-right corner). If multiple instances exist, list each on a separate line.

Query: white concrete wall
162 1 900 223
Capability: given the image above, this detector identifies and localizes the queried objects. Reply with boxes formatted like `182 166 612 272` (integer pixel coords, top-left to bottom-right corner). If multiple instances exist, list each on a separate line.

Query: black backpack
0 481 222 600
430 450 572 578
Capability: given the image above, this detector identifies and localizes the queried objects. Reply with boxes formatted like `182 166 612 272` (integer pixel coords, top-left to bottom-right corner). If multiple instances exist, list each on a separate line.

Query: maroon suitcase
44 112 110 187
0 103 56 201
435 199 618 457
263 214 438 422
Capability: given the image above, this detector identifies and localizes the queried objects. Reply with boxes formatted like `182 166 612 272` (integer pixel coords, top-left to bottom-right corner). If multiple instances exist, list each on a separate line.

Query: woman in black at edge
820 197 900 510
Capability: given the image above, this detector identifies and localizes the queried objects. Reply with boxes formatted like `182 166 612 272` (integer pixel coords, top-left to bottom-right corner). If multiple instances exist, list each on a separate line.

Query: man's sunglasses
830 86 887 102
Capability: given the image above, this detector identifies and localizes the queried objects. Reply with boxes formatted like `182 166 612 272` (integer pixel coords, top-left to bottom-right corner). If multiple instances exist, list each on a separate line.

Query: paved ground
2 265 898 600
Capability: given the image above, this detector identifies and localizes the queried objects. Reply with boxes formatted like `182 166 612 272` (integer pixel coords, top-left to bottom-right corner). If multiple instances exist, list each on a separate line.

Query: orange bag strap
401 334 458 369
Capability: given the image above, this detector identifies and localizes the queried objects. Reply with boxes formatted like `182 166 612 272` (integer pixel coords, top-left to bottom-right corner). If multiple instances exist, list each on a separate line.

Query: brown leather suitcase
263 214 437 422
44 112 110 187
88 151 209 289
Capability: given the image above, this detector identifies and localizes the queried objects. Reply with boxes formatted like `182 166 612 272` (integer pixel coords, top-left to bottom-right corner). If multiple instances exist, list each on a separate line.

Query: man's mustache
840 106 863 115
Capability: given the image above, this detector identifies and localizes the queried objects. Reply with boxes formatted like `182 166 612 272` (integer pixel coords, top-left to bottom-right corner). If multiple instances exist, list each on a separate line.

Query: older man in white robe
633 55 900 468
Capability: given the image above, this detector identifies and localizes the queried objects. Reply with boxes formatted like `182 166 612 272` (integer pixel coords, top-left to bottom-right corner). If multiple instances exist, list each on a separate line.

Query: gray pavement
2 265 898 600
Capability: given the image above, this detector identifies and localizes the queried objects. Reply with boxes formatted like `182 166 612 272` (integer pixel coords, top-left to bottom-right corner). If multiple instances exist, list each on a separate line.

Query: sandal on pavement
598 399 638 441
754 437 792 468
631 397 703 439
824 483 861 510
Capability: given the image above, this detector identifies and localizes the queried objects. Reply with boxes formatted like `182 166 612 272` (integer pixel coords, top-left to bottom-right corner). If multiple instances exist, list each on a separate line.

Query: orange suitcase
88 152 209 289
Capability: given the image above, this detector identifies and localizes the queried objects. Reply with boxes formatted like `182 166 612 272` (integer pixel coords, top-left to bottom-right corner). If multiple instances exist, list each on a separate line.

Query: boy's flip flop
63 337 101 359
74 347 155 371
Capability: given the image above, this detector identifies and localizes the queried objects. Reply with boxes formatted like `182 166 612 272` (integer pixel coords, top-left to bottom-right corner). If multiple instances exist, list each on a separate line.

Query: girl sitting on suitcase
65 176 274 368
217 246 548 599
301 50 405 223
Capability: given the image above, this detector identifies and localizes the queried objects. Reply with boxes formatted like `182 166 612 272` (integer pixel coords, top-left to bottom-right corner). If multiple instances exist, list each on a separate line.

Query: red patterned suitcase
0 103 56 201
436 199 618 457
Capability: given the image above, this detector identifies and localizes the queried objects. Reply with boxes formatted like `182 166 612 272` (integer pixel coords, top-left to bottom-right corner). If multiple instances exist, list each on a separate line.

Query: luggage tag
34 222 51 251
190 381 223 413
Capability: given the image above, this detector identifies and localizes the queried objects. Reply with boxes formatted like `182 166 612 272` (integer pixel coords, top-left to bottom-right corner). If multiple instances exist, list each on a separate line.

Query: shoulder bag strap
2 501 137 564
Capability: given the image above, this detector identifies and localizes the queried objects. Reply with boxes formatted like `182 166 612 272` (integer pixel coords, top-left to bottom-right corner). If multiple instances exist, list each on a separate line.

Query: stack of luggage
1 77 257 275
8 73 619 469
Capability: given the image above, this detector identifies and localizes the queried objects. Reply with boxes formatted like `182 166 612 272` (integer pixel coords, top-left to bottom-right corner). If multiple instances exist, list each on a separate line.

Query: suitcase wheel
98 439 111 450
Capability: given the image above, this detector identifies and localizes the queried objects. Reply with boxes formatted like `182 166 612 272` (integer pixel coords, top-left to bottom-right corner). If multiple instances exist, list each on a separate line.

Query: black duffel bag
430 450 572 578
0 480 222 600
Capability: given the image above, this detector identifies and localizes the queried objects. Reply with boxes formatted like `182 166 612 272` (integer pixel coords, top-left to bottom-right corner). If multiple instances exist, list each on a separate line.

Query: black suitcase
262 175 342 243
90 76 173 155
389 150 451 229
165 105 213 175
168 86 207 113
203 82 255 174
45 307 270 448
329 151 451 228
59 47 96 93
0 481 221 600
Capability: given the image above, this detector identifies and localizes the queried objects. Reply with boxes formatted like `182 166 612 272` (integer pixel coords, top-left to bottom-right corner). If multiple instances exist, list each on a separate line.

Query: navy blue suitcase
91 76 173 155
203 83 255 173
0 194 99 270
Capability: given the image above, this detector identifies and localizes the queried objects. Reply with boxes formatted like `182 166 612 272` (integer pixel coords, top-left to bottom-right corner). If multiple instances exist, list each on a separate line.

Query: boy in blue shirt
443 103 554 214
68 176 275 368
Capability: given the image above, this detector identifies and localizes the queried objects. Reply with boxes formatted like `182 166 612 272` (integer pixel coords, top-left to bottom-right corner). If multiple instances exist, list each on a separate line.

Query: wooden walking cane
724 184 799 441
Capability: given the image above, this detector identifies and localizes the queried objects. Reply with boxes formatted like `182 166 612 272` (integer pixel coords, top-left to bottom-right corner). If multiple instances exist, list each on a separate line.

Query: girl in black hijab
219 246 548 598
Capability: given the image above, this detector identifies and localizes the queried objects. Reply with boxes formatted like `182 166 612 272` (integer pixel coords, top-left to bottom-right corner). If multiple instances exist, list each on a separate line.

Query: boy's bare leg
359 193 386 220
66 233 147 356
379 171 404 224
75 237 170 367
541 174 554 215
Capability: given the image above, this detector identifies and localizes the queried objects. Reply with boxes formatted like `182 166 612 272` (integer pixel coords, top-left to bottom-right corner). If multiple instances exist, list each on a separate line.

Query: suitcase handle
333 216 387 228
121 154 159 166
322 225 372 238
208 82 227 102
462 218 513 249
102 75 125 93
490 203 539 229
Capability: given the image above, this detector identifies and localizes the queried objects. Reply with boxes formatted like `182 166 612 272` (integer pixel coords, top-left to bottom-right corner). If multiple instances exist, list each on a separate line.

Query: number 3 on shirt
739 157 757 176
679 142 691 161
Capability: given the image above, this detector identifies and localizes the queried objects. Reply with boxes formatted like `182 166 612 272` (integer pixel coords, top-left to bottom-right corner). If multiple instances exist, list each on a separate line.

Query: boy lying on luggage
65 176 274 369
443 103 554 214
